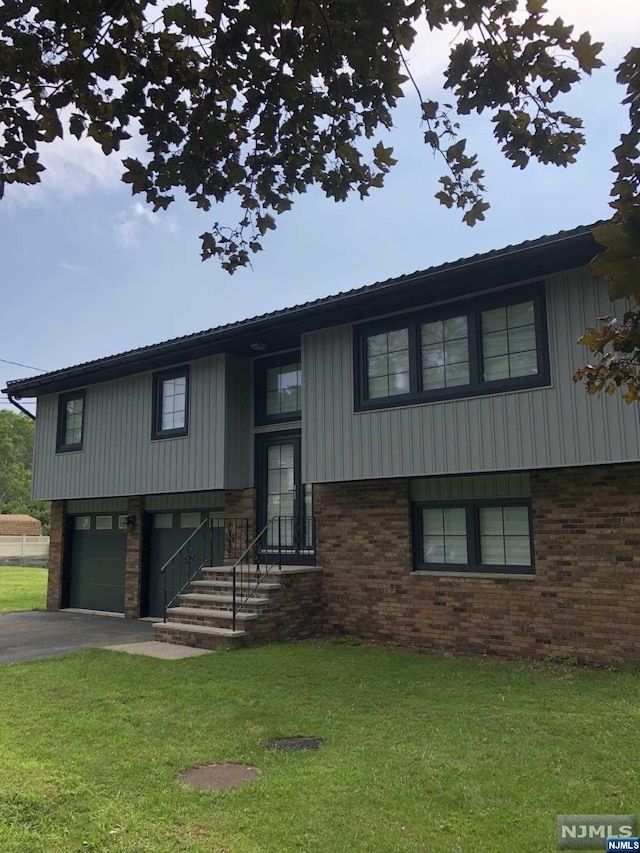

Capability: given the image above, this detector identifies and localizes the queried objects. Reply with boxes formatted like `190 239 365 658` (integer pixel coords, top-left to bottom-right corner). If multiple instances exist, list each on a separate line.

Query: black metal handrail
230 515 316 631
160 516 249 620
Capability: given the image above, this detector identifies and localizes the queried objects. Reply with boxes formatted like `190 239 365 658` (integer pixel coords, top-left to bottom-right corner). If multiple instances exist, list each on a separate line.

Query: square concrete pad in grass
104 640 214 659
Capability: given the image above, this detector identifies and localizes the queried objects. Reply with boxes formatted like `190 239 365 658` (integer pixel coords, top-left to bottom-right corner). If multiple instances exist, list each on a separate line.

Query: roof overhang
4 225 601 398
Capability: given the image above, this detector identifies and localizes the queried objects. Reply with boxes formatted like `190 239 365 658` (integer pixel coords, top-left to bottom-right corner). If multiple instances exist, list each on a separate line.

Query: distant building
0 515 42 537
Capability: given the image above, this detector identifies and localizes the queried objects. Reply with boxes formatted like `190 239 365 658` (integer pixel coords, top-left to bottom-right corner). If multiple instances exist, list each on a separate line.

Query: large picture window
152 366 189 439
413 500 534 575
56 390 85 452
255 351 302 425
355 285 549 410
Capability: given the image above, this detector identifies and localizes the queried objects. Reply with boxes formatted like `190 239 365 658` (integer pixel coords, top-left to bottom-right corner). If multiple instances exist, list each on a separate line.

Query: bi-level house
5 223 640 665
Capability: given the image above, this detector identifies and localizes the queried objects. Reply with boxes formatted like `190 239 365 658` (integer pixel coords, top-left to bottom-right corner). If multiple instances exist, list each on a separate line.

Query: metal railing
160 517 249 620
230 515 316 631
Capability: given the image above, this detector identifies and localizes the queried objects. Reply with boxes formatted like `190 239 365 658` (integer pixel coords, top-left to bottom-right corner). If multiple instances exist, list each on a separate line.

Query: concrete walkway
0 610 154 664
105 640 213 659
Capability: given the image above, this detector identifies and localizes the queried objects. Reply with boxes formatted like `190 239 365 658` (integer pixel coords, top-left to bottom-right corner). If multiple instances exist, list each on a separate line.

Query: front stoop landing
153 565 323 650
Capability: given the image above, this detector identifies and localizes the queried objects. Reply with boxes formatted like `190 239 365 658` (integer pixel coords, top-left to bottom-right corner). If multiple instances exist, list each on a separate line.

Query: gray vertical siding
302 269 640 483
66 498 129 513
33 355 229 499
409 473 531 500
224 354 254 489
145 490 224 510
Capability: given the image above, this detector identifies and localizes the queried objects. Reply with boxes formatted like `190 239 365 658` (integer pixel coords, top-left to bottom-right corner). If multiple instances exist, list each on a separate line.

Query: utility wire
0 357 45 371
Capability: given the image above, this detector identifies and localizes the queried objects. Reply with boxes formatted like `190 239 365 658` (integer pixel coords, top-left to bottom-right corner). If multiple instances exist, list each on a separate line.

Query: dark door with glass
142 511 224 617
256 433 314 560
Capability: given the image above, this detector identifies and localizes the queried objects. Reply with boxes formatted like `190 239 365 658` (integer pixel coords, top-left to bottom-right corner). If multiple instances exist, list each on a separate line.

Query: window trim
354 283 550 411
56 389 86 453
412 497 535 575
254 350 302 426
151 365 190 440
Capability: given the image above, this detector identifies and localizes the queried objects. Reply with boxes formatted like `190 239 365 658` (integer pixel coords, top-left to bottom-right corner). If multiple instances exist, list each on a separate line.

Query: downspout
6 392 35 421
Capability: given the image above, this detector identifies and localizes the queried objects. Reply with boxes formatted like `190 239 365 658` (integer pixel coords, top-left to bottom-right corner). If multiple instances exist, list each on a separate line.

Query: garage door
65 514 127 612
145 511 224 618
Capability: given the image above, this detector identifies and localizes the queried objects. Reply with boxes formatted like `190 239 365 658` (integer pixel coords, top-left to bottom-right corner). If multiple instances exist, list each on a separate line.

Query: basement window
413 500 534 575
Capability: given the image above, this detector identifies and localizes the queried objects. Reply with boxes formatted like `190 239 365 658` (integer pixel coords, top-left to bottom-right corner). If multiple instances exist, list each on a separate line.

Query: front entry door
257 433 313 558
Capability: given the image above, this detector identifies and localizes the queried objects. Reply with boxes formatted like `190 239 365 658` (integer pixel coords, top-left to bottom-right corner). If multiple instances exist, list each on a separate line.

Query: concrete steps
154 621 247 650
153 560 322 651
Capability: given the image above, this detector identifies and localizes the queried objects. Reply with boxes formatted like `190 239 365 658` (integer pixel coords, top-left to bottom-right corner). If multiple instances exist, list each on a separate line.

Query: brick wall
249 570 323 643
46 500 65 611
124 497 144 618
224 488 256 560
314 465 640 666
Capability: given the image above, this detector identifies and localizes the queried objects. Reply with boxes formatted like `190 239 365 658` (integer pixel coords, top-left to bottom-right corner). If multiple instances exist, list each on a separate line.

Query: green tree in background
0 410 50 532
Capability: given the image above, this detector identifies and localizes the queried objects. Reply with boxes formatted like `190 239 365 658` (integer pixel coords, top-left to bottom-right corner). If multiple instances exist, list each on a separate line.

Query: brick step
179 592 271 611
205 564 320 574
166 607 257 629
190 580 274 598
206 564 270 575
153 622 246 650
195 578 281 593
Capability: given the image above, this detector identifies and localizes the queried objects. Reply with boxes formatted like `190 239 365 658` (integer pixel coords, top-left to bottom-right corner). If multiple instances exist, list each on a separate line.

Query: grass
0 566 47 614
0 643 638 853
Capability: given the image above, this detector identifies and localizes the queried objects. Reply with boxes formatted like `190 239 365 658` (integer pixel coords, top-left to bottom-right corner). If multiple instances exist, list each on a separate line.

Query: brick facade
124 497 144 618
224 488 256 559
46 500 66 611
314 465 640 666
249 570 323 643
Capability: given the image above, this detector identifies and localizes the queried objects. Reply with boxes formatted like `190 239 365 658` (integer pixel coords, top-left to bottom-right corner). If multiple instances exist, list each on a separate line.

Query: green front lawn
0 642 638 852
0 566 47 614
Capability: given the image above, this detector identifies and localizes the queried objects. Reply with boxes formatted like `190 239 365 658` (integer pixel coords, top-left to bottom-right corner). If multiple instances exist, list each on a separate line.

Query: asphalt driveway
0 611 155 664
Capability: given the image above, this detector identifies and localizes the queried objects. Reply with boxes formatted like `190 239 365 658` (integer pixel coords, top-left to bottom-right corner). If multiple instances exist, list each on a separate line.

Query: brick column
223 488 256 560
47 500 66 611
124 496 144 618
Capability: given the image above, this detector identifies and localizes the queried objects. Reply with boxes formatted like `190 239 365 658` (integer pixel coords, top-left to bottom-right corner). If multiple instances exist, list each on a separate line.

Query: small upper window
266 362 302 416
255 352 302 425
420 316 469 391
366 328 410 399
152 367 189 439
56 390 85 452
481 300 537 381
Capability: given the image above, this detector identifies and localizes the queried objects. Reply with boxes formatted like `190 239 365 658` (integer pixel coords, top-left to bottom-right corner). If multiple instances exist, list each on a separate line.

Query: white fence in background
0 535 49 565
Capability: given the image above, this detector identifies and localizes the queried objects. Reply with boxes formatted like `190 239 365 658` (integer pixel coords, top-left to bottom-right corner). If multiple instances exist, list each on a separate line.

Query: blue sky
1 0 638 412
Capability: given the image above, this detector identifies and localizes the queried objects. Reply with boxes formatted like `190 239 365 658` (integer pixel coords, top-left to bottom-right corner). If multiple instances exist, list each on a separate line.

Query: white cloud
114 200 179 248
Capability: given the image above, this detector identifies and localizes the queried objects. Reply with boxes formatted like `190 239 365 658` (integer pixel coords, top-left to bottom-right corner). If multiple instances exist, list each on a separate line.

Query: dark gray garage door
65 514 127 612
145 511 224 618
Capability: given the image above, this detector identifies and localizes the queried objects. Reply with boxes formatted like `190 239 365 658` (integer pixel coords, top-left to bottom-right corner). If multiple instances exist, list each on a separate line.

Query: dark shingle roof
4 221 603 397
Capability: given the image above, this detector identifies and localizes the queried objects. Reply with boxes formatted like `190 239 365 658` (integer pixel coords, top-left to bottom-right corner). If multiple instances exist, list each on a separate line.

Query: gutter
6 392 35 421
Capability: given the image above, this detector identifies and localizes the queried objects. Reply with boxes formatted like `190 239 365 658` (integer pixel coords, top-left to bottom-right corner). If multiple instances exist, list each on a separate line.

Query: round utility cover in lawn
264 737 324 751
180 762 260 790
